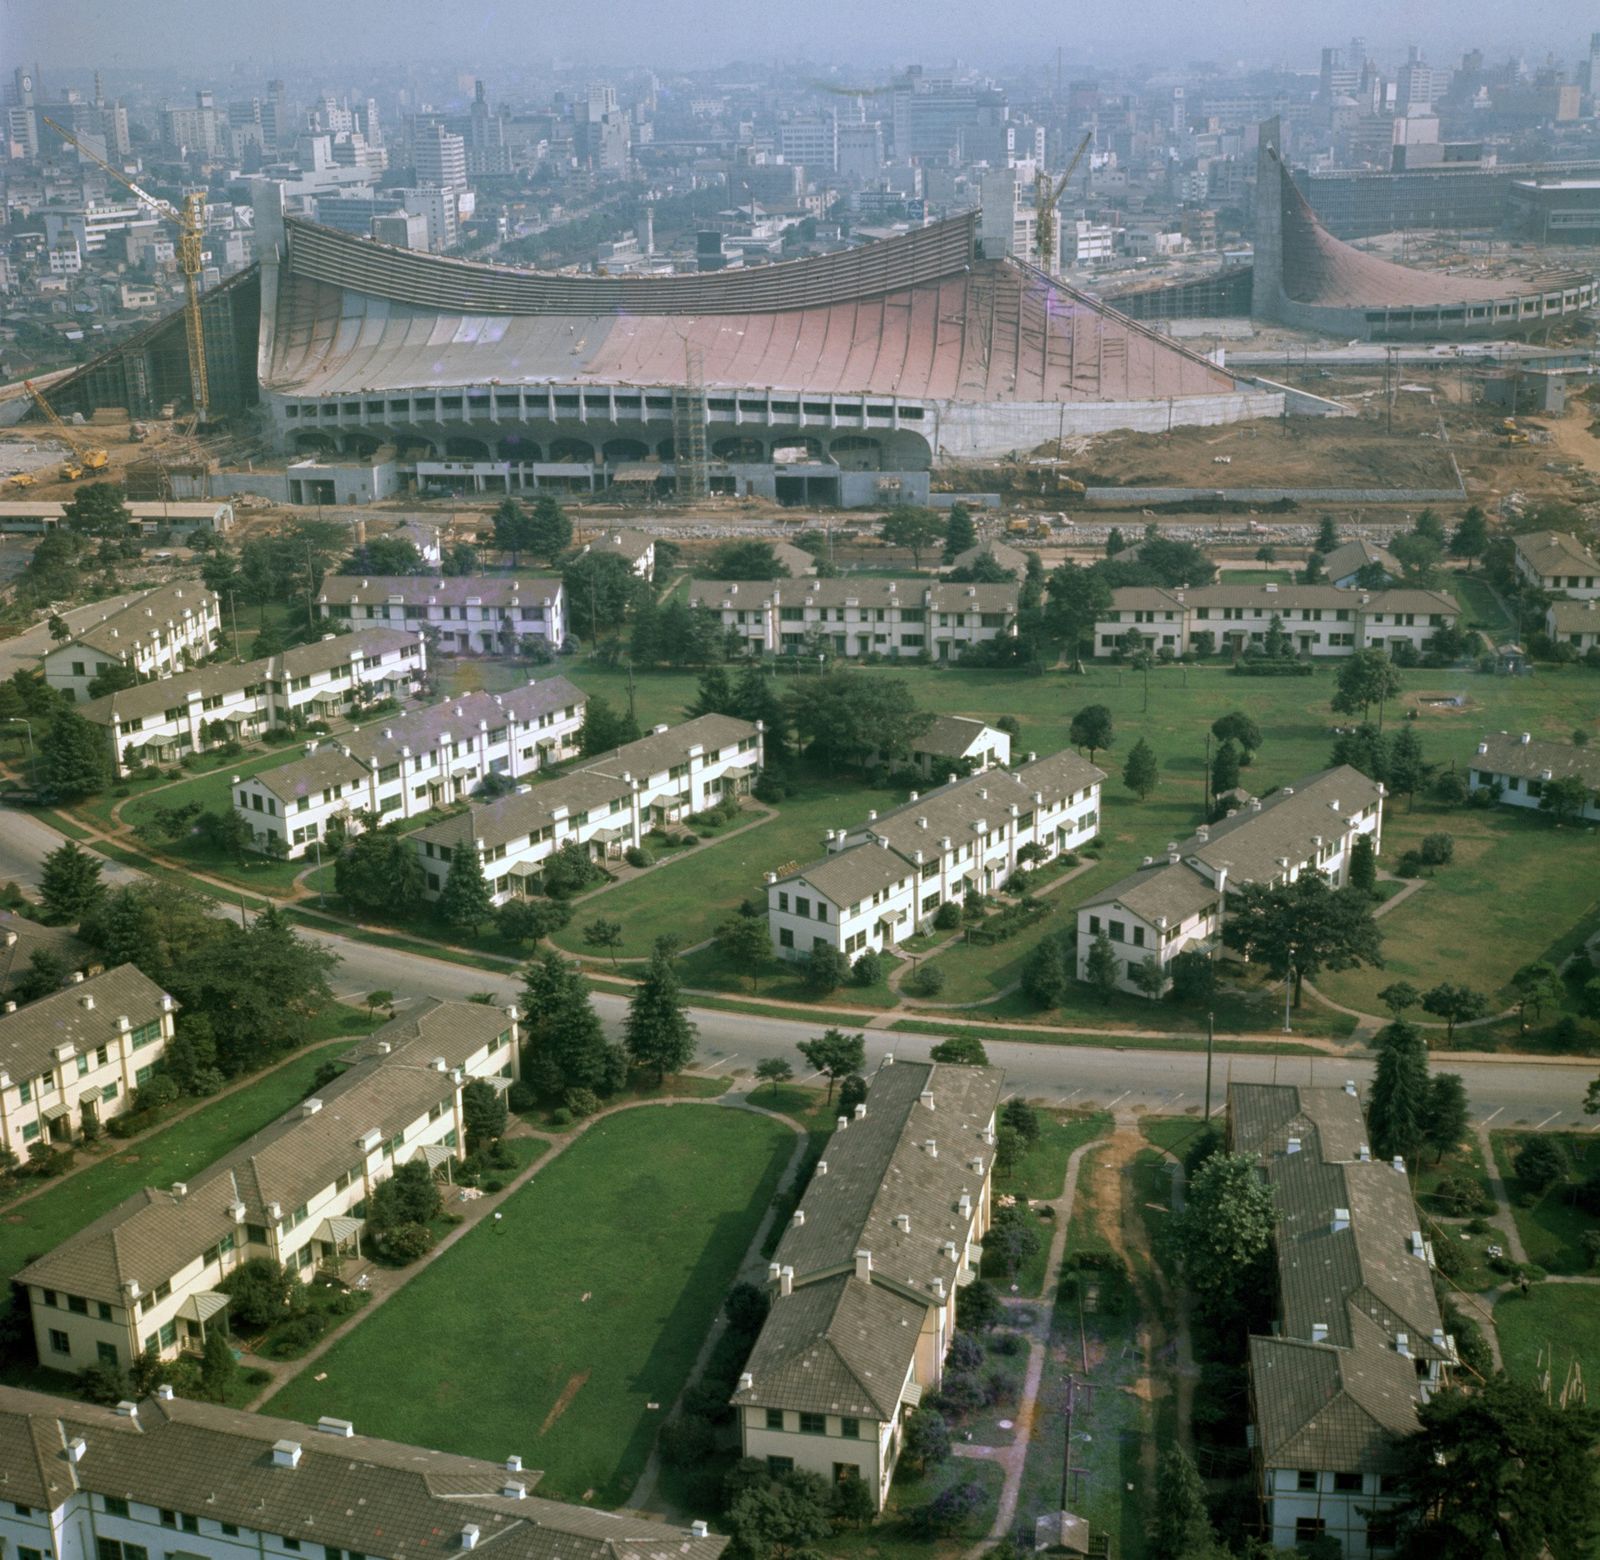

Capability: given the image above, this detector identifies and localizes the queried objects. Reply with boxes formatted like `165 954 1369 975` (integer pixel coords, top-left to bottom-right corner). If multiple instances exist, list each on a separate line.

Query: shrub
1396 850 1425 879
507 1082 538 1112
565 1086 601 1119
907 963 946 998
946 1332 984 1372
680 832 699 846
851 950 883 987
753 772 788 803
1514 1136 1567 1192
1434 1174 1490 1217
377 1222 435 1263
267 1313 328 1358
1432 1237 1465 1279
933 901 962 930
912 1481 987 1537
548 1106 573 1128
659 1414 718 1469
624 846 654 869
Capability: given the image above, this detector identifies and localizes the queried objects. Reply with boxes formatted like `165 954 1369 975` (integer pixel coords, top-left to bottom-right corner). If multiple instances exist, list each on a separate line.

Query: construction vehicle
25 379 108 481
1500 417 1530 447
6 471 38 489
42 116 209 422
1033 131 1094 275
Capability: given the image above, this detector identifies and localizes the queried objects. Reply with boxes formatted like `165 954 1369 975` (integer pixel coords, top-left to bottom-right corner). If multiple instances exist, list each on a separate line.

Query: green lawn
990 1112 1110 1297
262 1104 795 1505
1414 1136 1495 1217
551 776 899 961
1316 805 1600 1021
1494 1284 1600 1395
0 1035 365 1290
1490 1131 1600 1274
1432 1221 1515 1293
1449 573 1516 640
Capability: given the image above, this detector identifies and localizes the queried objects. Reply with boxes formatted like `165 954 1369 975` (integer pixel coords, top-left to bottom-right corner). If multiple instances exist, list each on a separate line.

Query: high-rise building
414 122 467 189
1396 47 1437 114
262 79 288 152
778 113 837 172
837 119 885 180
466 79 509 175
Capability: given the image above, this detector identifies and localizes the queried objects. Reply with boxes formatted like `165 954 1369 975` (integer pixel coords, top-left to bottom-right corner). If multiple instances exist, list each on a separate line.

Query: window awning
177 1291 230 1324
312 1215 364 1245
591 824 629 841
900 1381 923 1408
509 859 543 877
40 1101 72 1122
412 1144 456 1171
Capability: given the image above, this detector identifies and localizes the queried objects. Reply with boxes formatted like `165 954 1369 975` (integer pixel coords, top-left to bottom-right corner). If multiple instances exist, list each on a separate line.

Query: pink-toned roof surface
1275 158 1581 309
265 219 1237 405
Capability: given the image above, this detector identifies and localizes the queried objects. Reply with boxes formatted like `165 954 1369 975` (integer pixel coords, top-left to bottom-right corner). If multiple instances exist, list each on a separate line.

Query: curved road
2 808 1593 1130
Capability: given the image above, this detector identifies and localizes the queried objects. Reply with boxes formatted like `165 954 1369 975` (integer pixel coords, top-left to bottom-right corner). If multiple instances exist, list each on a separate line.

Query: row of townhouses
44 586 224 701
578 527 656 578
414 714 764 905
687 578 1019 661
1232 1082 1454 1556
1076 765 1384 997
79 630 427 779
1511 528 1600 599
1469 729 1600 823
1095 585 1461 660
0 1386 723 1560
315 575 566 653
0 966 176 1159
232 677 588 858
1546 597 1600 652
731 1055 1003 1510
767 749 1105 964
17 1000 518 1370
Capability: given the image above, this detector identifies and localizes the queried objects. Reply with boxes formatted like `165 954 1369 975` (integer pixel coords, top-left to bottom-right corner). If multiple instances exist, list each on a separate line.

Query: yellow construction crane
42 115 209 422
25 378 108 481
1033 131 1094 276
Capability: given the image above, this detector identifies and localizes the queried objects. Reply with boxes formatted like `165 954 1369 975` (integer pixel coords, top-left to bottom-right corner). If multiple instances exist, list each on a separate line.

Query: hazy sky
3 0 1588 73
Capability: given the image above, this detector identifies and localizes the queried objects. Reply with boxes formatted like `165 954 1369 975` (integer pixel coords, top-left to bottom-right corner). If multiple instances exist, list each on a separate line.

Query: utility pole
1202 729 1211 820
1204 1008 1215 1121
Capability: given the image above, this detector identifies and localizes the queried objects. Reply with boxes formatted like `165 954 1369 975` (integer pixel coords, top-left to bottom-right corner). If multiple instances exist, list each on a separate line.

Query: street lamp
313 835 325 909
6 717 34 790
1283 947 1296 1034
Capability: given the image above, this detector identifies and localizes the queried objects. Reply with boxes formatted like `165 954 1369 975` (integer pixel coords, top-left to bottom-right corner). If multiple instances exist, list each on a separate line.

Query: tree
1422 1072 1471 1163
1083 931 1119 1001
706 540 781 580
1514 1135 1567 1196
726 1472 833 1560
64 482 133 537
1508 961 1561 1032
754 1057 792 1098
577 693 640 756
1211 710 1262 758
714 915 772 991
1150 1446 1224 1560
1388 1374 1600 1559
1349 833 1379 897
521 952 621 1098
942 504 977 563
878 506 944 570
1368 1020 1430 1163
39 708 110 801
218 1258 300 1330
1021 930 1070 1008
1391 529 1444 585
1221 871 1384 1007
492 497 535 566
1331 722 1391 784
38 839 104 923
1044 562 1113 672
368 1158 442 1237
1132 955 1166 999
1421 983 1488 1043
1261 613 1293 660
86 662 138 699
1176 1151 1276 1326
461 1076 509 1151
582 916 624 969
1122 737 1159 801
1332 647 1403 724
785 671 930 770
1210 737 1240 798
1388 725 1426 806
802 942 849 996
797 1029 866 1102
1316 516 1340 553
199 1322 236 1402
438 847 495 937
562 551 637 641
1419 832 1454 871
900 1409 951 1474
12 948 72 1004
624 944 697 1084
1068 704 1113 762
1539 774 1590 826
335 824 425 914
1168 949 1217 1007
690 664 736 717
343 537 423 575
364 989 395 1024
526 495 572 563
988 1202 1041 1277
838 1074 868 1115
1379 980 1422 1018
1450 505 1489 566
929 1034 989 1065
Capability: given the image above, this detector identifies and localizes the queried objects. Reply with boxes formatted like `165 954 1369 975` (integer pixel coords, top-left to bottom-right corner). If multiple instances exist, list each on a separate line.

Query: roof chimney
920 1088 935 1109
1392 1155 1406 1175
895 1213 910 1233
1333 1207 1351 1233
855 1249 872 1280
691 1521 710 1539
1286 1137 1301 1155
156 1384 174 1400
1344 1078 1358 1096
853 1101 866 1120
738 1371 753 1391
792 1209 805 1227
301 1098 323 1117
317 1417 354 1438
272 1440 302 1469
817 1159 828 1175
114 1401 138 1418
461 1527 480 1551
1311 1322 1328 1343
779 1265 794 1296
958 1192 972 1217
67 1437 87 1463
501 1482 526 1500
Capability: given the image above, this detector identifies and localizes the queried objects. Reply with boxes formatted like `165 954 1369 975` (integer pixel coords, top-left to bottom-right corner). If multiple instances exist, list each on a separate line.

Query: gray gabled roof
319 575 563 608
0 1386 725 1560
913 714 1005 760
1320 539 1398 581
945 540 1028 578
0 911 93 994
415 768 635 856
581 714 758 785
1513 528 1598 579
341 998 511 1070
687 577 1019 614
54 583 217 658
1547 598 1600 635
0 964 170 1088
583 529 654 562
779 843 912 912
1472 730 1600 790
1077 857 1219 925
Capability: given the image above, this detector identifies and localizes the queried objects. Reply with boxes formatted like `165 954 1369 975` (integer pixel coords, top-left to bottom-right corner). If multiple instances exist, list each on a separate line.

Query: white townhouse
79 629 426 778
1512 529 1600 598
1319 539 1398 588
580 527 656 578
901 714 1012 780
688 577 1018 662
1545 598 1600 654
0 1386 725 1560
44 585 223 701
0 966 175 1158
732 1056 1003 1510
1469 730 1600 823
316 574 566 653
413 714 764 903
17 999 518 1370
943 539 1029 580
1235 1083 1454 1556
232 677 586 858
767 748 1104 963
1076 765 1384 997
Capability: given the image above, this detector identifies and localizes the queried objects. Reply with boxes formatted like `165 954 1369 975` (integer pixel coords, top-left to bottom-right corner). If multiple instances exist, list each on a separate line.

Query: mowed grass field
262 1104 794 1504
1494 1285 1600 1398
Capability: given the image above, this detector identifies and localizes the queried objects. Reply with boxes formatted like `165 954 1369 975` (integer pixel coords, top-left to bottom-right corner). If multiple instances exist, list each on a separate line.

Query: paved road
4 808 1594 1131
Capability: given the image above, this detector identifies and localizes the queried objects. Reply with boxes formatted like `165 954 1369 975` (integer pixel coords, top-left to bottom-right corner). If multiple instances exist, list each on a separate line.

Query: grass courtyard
1494 1284 1600 1399
1490 1130 1600 1275
263 1104 795 1505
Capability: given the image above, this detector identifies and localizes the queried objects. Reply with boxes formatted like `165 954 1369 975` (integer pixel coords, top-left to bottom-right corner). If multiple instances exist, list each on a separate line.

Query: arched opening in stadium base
548 438 596 464
293 430 337 456
713 435 767 462
602 437 651 463
497 435 543 462
831 435 882 470
444 435 492 460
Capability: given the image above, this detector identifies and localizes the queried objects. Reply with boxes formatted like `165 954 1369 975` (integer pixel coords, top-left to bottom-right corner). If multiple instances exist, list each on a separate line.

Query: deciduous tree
1176 1151 1276 1326
582 916 624 969
714 914 772 991
754 1057 792 1097
929 1034 989 1065
1332 647 1403 724
797 1029 865 1101
1421 983 1488 1042
1221 871 1383 1006
878 506 944 570
1068 704 1113 762
1044 563 1113 672
785 670 930 769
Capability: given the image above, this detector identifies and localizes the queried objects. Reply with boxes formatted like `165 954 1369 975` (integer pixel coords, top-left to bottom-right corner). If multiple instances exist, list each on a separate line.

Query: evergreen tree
691 664 736 717
628 595 662 666
1349 833 1378 896
730 663 788 761
578 693 640 756
1150 1447 1223 1560
1083 931 1119 1001
200 1325 236 1403
941 504 977 562
1422 1072 1471 1163
492 497 534 565
1210 737 1240 797
1449 505 1489 566
1388 724 1425 805
1316 515 1340 553
624 944 697 1083
527 496 572 562
38 839 105 922
1368 1019 1429 1163
39 707 110 801
438 846 494 937
1122 737 1159 800
521 952 620 1097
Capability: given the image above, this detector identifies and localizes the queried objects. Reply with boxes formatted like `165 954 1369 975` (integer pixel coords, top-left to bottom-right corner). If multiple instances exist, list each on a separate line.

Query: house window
103 1497 132 1519
842 1416 861 1438
1294 1518 1326 1543
97 1341 118 1365
799 1411 825 1435
766 1456 795 1475
766 1408 784 1430
48 1329 70 1355
1296 1470 1318 1491
779 928 794 948
1334 1472 1363 1493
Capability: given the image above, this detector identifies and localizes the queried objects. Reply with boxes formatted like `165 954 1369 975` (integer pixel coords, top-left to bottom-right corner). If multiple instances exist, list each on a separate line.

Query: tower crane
25 379 109 481
42 115 209 422
1033 130 1094 276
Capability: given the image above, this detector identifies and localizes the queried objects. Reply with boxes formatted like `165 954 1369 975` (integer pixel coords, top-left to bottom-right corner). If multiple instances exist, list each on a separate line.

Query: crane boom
24 380 109 479
1033 130 1094 276
42 115 210 422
